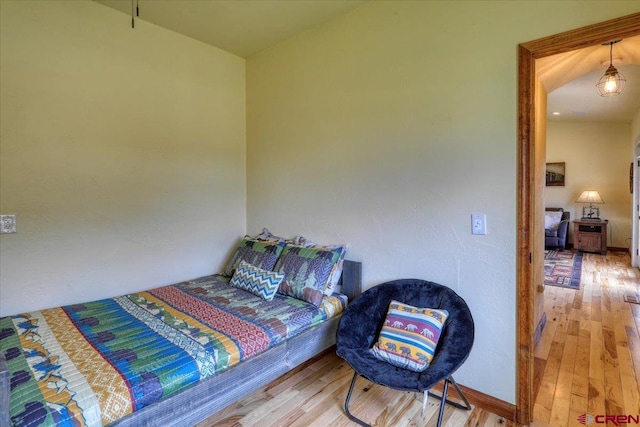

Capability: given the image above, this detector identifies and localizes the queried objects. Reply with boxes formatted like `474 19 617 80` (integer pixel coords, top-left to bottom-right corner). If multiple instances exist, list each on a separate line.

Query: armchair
545 207 570 250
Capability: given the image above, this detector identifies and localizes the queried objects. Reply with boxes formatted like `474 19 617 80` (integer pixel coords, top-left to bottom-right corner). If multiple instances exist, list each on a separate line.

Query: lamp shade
576 190 604 204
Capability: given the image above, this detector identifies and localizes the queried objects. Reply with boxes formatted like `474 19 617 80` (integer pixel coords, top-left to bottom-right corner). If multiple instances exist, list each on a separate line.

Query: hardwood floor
195 251 639 427
533 251 640 427
196 348 515 427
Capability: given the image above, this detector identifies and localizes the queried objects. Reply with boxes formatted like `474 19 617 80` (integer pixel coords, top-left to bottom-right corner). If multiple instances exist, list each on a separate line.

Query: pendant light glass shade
596 41 626 97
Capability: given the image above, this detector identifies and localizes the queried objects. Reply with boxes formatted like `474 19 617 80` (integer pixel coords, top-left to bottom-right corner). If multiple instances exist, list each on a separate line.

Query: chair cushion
544 210 563 231
229 260 285 301
371 300 448 372
545 229 558 237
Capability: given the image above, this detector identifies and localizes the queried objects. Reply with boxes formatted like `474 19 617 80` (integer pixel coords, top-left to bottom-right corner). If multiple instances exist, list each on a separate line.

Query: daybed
0 234 362 427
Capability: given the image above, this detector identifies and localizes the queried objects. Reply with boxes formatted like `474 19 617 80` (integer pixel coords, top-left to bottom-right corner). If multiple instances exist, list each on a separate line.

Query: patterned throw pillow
250 228 296 244
230 260 285 301
294 236 347 296
223 237 286 277
371 300 449 372
274 244 345 307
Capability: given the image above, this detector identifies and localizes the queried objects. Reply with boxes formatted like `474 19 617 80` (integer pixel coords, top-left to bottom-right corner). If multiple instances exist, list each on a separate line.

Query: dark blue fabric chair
545 208 570 250
336 279 474 427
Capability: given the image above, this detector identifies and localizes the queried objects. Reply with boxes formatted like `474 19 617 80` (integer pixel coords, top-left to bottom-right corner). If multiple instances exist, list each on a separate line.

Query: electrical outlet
471 214 487 235
0 215 16 233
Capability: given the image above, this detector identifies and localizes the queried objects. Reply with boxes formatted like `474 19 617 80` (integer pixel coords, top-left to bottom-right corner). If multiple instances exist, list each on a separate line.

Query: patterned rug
624 284 640 305
544 250 583 290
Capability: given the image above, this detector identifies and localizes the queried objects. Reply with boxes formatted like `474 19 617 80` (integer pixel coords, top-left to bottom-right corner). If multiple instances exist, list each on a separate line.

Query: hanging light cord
131 0 139 28
608 42 613 66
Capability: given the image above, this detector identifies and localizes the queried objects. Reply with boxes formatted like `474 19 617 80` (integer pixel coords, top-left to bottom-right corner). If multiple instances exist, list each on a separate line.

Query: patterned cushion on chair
230 260 285 301
371 300 448 372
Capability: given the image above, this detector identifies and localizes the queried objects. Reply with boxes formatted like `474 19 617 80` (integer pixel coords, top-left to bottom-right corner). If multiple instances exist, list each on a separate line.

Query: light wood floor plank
571 327 590 399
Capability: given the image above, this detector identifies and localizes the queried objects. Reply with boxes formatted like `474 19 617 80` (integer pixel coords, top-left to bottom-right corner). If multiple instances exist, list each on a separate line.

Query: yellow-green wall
246 1 640 403
0 1 246 314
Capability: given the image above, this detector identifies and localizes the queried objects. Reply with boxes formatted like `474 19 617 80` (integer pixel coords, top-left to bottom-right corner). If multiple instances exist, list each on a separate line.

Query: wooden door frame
517 12 640 425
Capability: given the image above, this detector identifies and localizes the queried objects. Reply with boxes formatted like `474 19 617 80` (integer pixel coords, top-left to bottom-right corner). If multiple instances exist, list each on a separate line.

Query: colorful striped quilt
0 274 346 427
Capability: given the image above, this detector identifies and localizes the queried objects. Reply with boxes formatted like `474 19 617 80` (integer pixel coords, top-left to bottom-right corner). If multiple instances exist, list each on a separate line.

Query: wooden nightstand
573 219 608 255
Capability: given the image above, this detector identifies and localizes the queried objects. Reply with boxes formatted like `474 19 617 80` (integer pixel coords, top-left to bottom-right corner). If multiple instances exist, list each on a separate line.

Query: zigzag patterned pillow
230 260 285 301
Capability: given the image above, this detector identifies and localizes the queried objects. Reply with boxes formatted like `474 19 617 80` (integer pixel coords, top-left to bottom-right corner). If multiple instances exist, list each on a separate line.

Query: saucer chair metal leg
412 390 430 417
427 376 472 411
449 376 471 410
435 377 449 427
344 372 370 427
428 376 471 427
421 390 428 417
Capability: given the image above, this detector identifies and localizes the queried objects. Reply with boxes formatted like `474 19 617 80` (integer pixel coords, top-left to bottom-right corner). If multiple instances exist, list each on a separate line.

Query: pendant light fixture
596 40 626 97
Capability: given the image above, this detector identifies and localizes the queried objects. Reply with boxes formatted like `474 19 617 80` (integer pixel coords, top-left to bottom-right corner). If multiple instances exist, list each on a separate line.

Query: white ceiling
547 64 640 123
94 0 367 58
94 1 639 124
540 35 640 124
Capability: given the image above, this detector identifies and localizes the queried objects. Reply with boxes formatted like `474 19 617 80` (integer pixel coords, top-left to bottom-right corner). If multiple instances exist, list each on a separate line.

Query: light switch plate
0 215 16 233
471 213 487 235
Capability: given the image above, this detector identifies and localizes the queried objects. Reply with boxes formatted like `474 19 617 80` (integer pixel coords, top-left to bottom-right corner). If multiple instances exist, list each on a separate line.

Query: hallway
533 251 640 426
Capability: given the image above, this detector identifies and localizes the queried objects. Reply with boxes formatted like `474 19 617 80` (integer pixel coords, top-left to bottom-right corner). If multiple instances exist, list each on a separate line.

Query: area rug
544 250 583 290
624 286 640 305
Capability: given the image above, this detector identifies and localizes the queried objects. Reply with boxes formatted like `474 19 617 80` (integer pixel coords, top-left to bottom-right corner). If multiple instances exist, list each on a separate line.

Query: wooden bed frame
0 260 362 427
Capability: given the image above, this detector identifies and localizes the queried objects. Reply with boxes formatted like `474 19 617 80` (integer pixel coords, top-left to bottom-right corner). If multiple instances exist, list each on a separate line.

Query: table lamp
576 190 604 220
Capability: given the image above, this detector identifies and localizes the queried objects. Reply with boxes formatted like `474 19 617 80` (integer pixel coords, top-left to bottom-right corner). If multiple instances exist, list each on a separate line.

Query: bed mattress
0 274 347 427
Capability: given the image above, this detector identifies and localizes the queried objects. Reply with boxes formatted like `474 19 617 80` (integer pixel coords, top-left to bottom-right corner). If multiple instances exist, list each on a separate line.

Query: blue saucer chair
336 279 474 427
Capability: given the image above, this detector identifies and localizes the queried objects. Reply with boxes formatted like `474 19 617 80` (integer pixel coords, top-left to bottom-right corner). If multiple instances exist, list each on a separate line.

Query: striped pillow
371 300 448 372
230 260 285 301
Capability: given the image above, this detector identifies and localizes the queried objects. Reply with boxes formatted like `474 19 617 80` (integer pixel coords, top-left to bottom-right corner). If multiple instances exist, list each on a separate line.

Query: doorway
516 12 640 425
634 148 640 268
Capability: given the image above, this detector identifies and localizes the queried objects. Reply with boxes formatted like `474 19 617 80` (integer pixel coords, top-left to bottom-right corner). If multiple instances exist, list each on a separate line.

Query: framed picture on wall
546 162 565 186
